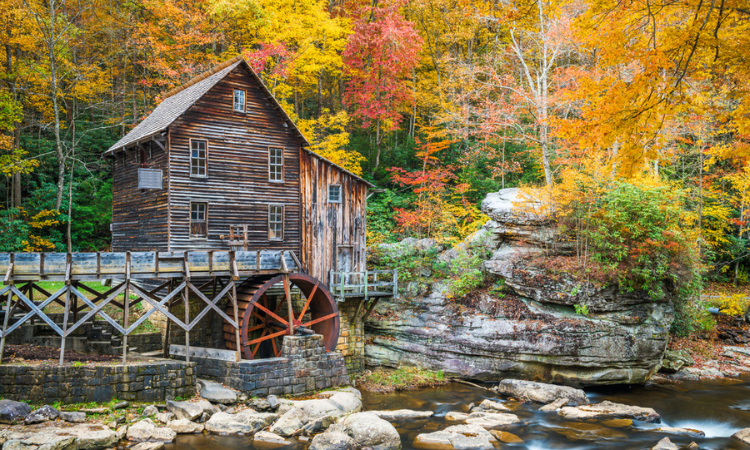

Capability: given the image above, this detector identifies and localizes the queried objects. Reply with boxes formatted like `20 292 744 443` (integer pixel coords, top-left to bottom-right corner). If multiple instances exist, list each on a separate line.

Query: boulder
660 350 695 373
0 422 119 449
0 400 31 424
493 380 589 405
559 401 660 422
445 411 520 428
167 419 204 434
166 400 203 421
113 401 130 410
370 410 434 420
24 405 59 424
341 412 401 450
270 392 362 437
254 431 291 446
415 424 497 450
198 379 238 405
489 430 523 443
58 411 86 423
309 431 357 450
651 437 679 450
549 421 628 441
126 418 177 441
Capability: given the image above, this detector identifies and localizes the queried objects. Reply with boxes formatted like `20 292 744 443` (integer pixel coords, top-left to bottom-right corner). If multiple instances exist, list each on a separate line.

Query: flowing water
164 378 750 450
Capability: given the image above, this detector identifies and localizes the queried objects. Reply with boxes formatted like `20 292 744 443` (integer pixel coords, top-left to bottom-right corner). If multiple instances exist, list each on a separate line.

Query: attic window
234 89 245 112
328 185 341 203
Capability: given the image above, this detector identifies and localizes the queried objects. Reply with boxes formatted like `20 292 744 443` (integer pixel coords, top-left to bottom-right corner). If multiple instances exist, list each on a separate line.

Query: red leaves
342 0 423 129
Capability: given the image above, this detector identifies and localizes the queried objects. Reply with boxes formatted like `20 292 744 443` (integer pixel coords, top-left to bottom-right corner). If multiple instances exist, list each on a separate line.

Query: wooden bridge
0 250 301 366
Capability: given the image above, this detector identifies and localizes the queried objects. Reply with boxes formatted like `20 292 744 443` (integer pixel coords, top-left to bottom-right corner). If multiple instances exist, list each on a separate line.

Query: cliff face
364 189 673 386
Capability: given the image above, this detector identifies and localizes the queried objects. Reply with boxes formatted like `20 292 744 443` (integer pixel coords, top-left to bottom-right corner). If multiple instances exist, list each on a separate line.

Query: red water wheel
224 273 340 360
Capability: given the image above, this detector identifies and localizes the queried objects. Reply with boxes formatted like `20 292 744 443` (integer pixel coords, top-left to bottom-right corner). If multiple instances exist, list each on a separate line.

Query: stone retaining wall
0 359 195 404
336 300 365 372
192 335 350 397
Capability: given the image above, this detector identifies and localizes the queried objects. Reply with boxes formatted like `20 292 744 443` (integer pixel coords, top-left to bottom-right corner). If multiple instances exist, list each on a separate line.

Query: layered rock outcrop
365 188 673 386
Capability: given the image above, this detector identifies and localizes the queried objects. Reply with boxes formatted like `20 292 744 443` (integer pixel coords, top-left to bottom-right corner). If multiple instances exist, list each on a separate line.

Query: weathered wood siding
167 65 303 252
300 150 368 282
112 143 169 251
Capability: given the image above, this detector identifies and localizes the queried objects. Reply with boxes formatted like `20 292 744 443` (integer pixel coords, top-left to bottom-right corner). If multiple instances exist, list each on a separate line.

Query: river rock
445 411 520 428
651 437 679 450
0 400 31 424
155 412 174 424
127 418 177 441
732 427 750 444
653 426 705 437
559 401 660 422
167 419 205 434
198 379 238 404
365 188 673 386
416 424 497 450
24 405 59 424
472 399 510 412
370 409 434 420
205 410 277 435
166 400 203 421
550 422 627 441
660 350 695 373
132 443 165 450
489 430 523 443
309 431 356 450
340 412 400 450
0 422 119 449
493 379 589 405
254 431 291 446
142 405 159 416
539 398 569 412
270 392 362 436
58 411 86 423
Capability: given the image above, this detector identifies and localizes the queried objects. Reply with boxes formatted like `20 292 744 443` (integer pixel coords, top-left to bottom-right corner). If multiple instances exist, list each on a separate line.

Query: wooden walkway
0 250 300 366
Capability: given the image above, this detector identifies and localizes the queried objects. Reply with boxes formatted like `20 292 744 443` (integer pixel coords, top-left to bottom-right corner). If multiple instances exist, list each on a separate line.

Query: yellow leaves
0 149 39 177
23 235 55 252
29 209 60 229
709 293 750 317
297 110 366 176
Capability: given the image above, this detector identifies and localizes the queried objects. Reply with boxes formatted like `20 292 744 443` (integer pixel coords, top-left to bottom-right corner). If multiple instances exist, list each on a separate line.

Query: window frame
189 202 208 239
233 89 246 113
328 184 342 204
189 138 208 178
268 147 284 183
268 204 285 241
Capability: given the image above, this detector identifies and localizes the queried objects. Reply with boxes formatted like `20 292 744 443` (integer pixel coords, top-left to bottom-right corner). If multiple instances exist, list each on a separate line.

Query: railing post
123 251 131 364
364 271 369 301
340 271 345 300
393 269 399 298
0 285 12 364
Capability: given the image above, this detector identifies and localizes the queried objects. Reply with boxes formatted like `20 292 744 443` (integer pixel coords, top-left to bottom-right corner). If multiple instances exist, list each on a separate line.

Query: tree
342 0 423 175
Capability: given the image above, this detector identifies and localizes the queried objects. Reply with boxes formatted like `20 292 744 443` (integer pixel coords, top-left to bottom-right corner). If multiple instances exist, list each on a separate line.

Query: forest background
0 0 749 314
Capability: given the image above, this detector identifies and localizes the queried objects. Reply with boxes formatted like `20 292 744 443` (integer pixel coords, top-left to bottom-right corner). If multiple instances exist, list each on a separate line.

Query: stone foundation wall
192 335 350 397
336 299 365 372
0 360 195 404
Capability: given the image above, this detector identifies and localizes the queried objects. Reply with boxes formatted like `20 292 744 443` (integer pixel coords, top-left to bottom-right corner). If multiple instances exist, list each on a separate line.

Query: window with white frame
269 148 284 182
190 139 207 177
268 205 284 240
328 185 341 203
190 202 208 238
233 89 245 112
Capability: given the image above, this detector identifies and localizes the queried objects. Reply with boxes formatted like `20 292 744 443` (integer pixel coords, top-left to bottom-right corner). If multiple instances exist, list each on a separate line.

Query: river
163 378 750 449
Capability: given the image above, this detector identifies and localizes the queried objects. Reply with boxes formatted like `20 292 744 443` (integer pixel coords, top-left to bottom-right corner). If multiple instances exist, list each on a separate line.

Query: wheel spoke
248 328 289 347
247 323 265 333
297 282 319 322
254 301 288 325
302 312 337 328
271 336 279 356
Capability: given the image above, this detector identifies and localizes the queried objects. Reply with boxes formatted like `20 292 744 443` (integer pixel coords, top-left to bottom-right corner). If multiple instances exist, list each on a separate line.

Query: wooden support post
59 285 71 366
183 283 190 364
340 271 345 300
284 274 294 336
0 287 12 364
123 252 130 364
231 280 241 362
351 297 365 326
163 280 173 358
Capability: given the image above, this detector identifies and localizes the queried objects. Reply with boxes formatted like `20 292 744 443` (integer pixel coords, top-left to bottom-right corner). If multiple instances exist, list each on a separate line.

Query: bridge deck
1 250 301 283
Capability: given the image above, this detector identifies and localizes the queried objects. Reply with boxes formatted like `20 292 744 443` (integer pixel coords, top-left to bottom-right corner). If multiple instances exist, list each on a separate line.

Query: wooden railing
329 270 398 300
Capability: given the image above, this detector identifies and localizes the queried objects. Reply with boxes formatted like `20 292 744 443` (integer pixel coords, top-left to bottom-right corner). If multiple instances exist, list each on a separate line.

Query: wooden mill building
105 56 370 283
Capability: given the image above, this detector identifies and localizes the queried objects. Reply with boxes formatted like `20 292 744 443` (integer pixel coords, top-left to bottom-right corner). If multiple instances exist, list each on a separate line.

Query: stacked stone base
0 359 195 404
193 335 350 397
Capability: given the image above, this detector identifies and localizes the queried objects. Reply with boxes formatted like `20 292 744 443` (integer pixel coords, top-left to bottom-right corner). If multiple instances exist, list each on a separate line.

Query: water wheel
223 273 340 360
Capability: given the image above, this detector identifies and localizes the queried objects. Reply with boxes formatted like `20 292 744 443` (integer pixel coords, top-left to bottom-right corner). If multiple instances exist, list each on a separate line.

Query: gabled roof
104 56 373 187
